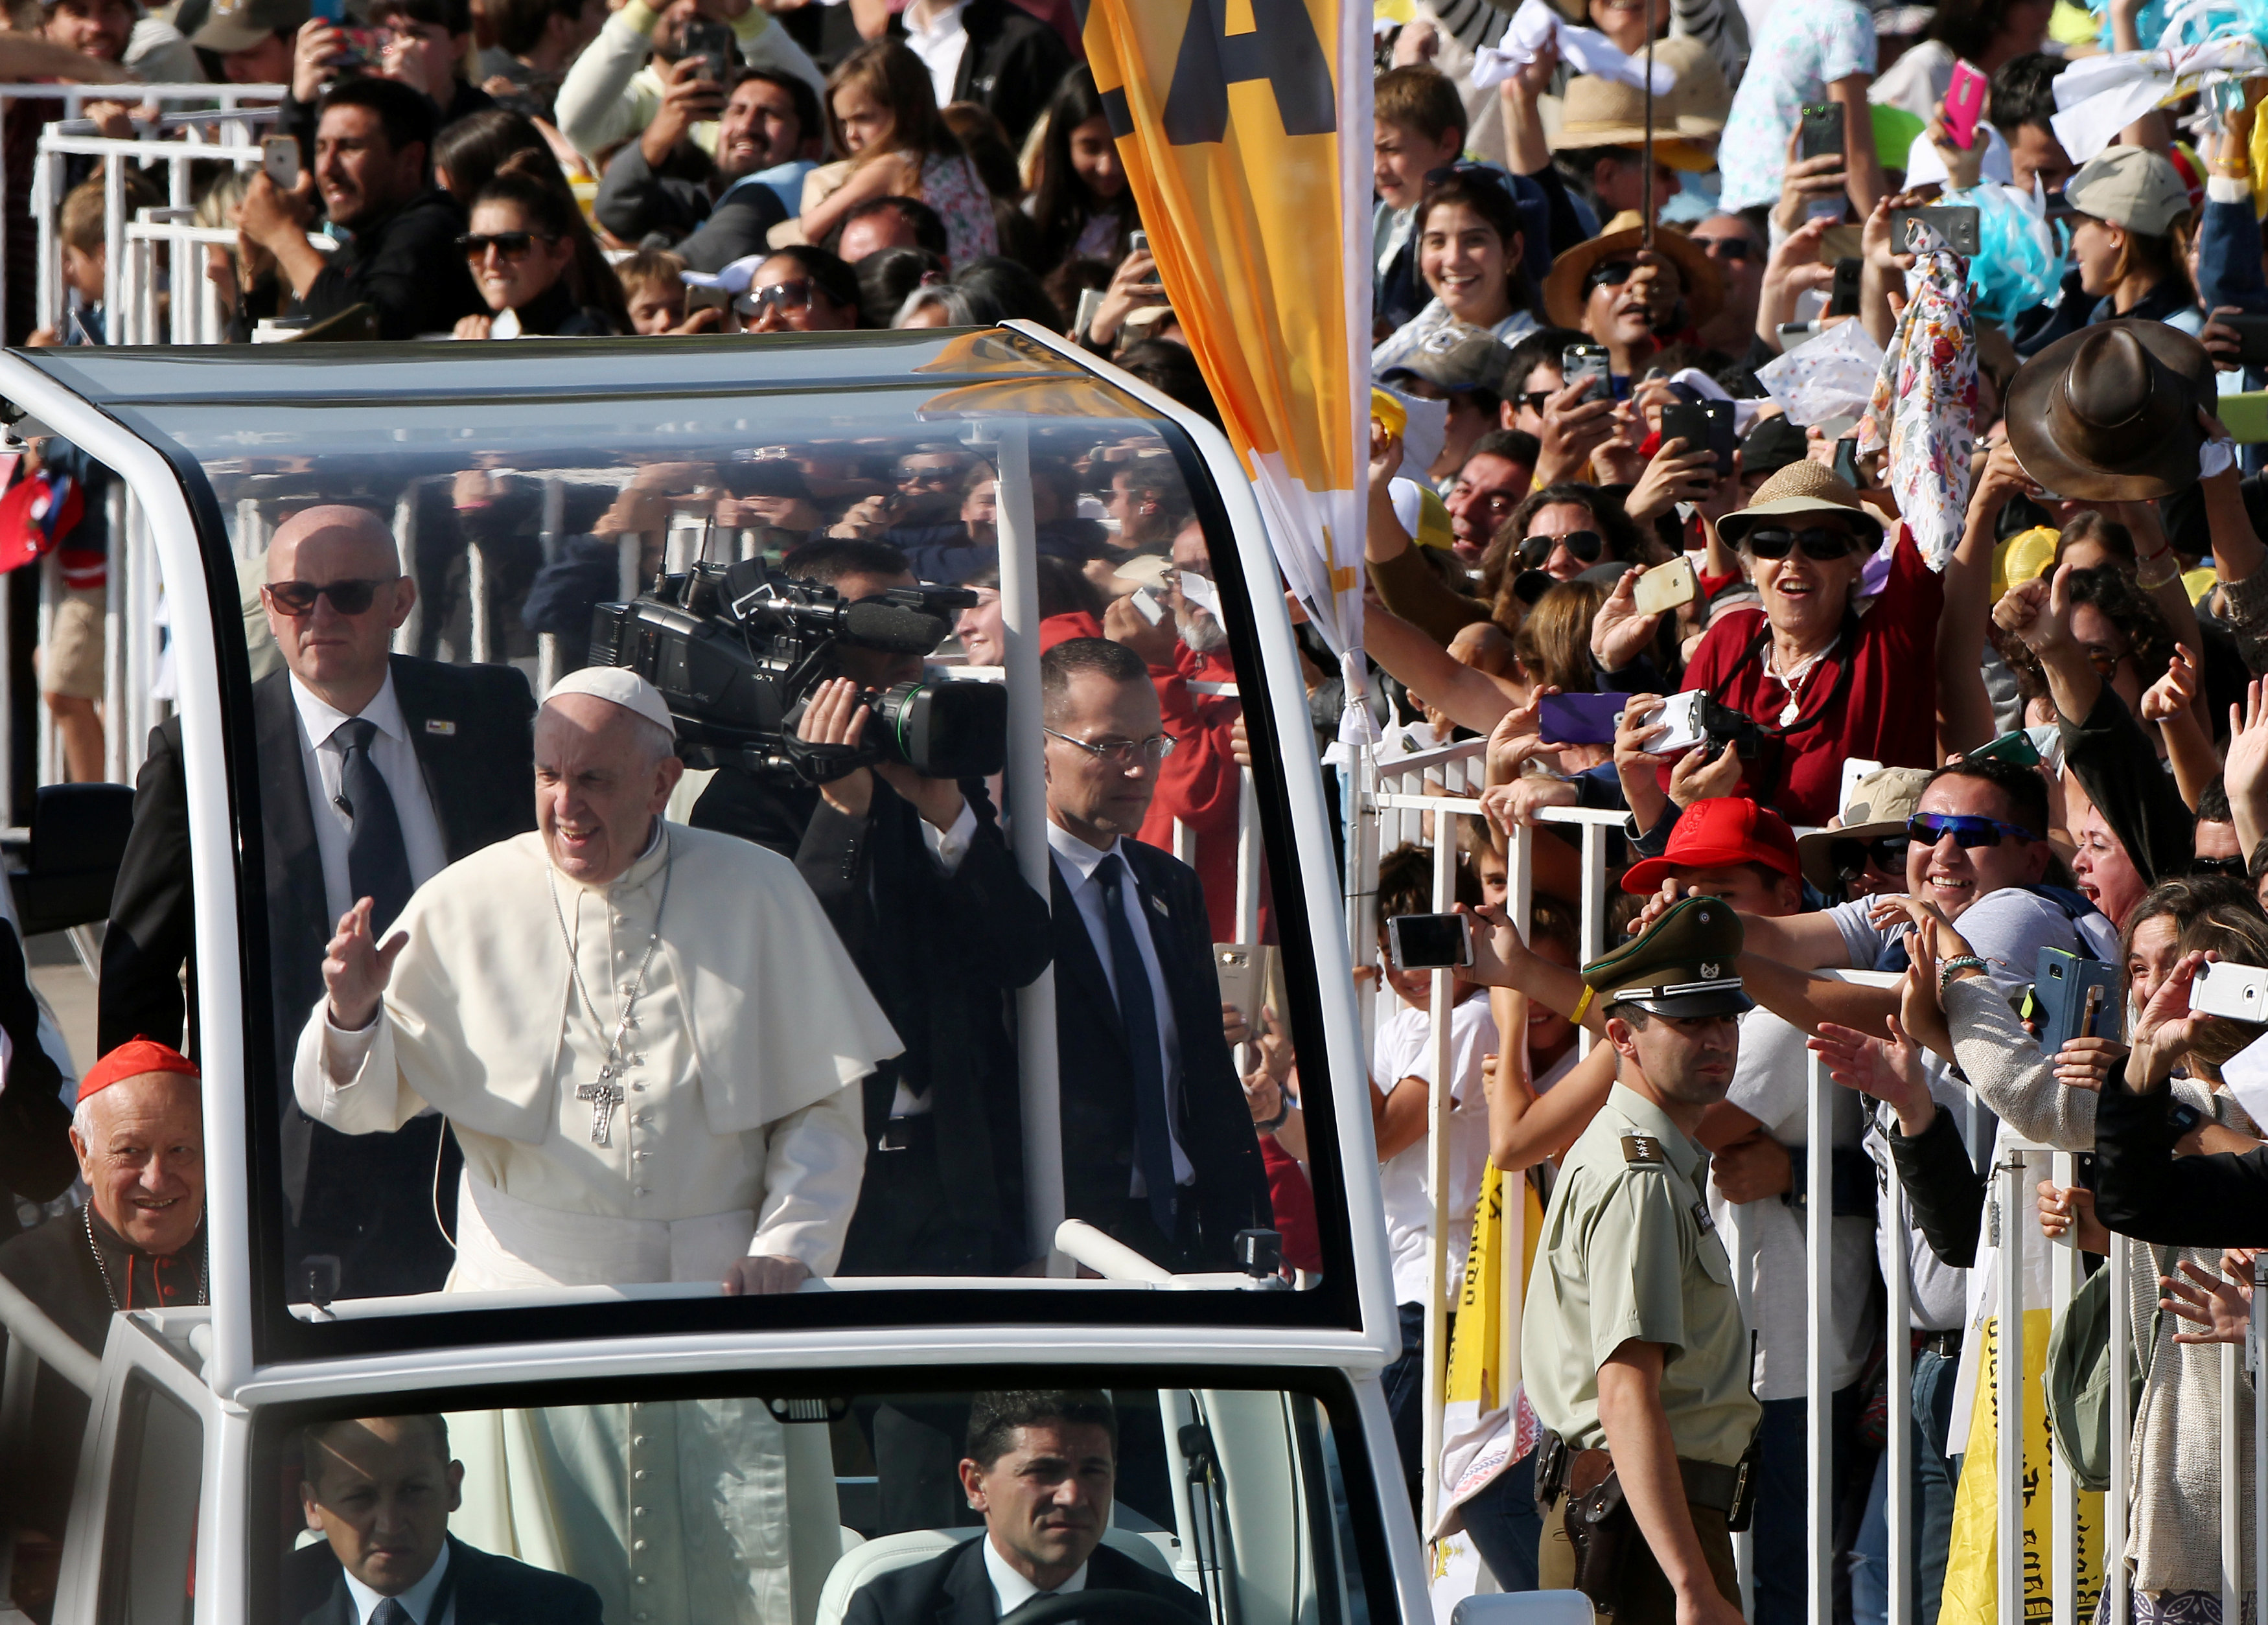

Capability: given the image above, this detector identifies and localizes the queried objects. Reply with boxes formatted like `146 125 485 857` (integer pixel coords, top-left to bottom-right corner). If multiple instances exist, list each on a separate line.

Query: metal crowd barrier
1344 743 2268 1624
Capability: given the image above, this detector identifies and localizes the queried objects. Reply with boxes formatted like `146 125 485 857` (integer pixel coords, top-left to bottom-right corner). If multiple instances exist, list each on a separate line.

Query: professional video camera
588 557 1008 782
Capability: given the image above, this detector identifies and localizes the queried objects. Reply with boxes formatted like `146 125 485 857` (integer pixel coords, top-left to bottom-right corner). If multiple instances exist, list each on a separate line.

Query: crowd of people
0 0 2265 1619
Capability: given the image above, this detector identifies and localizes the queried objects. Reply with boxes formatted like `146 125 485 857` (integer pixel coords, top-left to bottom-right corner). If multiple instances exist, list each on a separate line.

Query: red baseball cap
1621 797 1800 895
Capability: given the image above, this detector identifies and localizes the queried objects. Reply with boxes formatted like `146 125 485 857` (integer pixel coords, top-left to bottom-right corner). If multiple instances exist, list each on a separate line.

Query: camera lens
869 680 1008 779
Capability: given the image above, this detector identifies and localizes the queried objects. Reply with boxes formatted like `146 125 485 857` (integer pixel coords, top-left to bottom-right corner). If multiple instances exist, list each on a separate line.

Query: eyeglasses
1829 834 1909 877
1689 235 1753 262
455 231 559 260
1527 529 1603 564
1745 526 1860 562
896 461 962 486
2083 645 2129 678
1584 260 1637 294
734 277 813 317
263 578 393 617
1043 728 1176 766
1906 812 2035 849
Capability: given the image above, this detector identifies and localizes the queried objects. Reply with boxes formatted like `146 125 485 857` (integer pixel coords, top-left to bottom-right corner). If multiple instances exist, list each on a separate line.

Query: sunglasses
734 277 813 317
1906 811 2034 848
1689 235 1753 261
455 231 559 260
1516 389 1553 415
896 463 960 486
1584 260 1637 294
2083 645 2129 678
2189 855 2249 879
264 578 393 617
1527 529 1603 564
1745 526 1860 562
1830 834 1909 877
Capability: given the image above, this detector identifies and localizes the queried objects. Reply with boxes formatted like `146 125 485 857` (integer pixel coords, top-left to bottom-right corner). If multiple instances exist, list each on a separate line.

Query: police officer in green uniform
1523 895 1761 1625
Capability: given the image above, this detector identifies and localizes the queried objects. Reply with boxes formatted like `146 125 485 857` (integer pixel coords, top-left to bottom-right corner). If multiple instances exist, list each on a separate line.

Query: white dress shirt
289 671 449 924
902 0 971 115
983 1535 1088 1614
340 1539 454 1625
1046 822 1193 1192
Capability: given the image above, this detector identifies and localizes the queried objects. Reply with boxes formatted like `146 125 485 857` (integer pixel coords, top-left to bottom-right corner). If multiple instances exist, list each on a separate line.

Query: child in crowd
1372 65 1468 336
796 41 997 269
616 246 689 335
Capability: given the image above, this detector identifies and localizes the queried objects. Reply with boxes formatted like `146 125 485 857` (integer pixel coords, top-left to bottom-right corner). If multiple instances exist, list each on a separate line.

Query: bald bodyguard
101 503 537 1299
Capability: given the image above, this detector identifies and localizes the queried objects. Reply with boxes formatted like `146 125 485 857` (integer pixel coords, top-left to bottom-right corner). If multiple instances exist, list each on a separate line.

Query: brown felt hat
1540 210 1722 330
2002 319 2215 501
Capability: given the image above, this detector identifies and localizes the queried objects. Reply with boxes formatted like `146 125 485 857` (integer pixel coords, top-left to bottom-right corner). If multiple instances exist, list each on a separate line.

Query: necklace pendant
599 1063 615 1081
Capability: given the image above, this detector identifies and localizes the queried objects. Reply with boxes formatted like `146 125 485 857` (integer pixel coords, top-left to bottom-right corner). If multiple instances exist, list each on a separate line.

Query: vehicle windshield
248 1377 1381 1625
22 332 1351 1357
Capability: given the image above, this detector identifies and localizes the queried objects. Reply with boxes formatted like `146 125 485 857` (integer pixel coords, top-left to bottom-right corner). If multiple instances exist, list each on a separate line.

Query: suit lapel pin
1150 893 1169 918
424 719 457 735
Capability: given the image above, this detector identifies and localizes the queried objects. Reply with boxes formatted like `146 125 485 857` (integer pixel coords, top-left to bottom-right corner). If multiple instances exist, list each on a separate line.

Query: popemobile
0 325 1514 1625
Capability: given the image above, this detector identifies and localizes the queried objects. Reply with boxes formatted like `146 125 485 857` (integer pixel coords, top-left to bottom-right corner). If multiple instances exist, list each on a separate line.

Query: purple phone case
1538 693 1623 745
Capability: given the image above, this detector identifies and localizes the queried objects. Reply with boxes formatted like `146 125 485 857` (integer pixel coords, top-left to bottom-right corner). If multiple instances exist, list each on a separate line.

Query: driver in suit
286 1414 602 1625
100 504 535 1300
844 1390 1206 1625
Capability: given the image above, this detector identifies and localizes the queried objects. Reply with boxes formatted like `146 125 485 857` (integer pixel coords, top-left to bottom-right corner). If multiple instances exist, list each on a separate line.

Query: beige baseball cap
2066 145 2193 237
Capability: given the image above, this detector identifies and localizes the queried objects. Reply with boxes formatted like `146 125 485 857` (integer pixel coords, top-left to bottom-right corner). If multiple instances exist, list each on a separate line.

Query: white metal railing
1343 743 2265 1624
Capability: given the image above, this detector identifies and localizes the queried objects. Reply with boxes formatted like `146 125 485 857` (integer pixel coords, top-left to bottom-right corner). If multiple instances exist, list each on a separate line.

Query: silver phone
2191 960 2268 1022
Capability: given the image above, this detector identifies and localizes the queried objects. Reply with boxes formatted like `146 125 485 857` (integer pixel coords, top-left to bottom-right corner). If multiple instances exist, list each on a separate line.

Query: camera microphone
840 599 947 654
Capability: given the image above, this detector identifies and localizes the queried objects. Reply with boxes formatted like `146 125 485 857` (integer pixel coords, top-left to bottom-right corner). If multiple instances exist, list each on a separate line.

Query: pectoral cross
577 1077 625 1146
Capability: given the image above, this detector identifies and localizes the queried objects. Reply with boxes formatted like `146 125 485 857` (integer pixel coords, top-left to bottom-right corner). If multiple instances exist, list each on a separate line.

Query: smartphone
1660 400 1735 479
1129 229 1150 257
1944 60 1989 150
261 133 299 190
1215 945 1261 1021
1831 437 1863 487
1387 912 1473 973
1538 691 1625 746
331 23 384 71
1130 585 1166 624
2035 947 2123 1049
1828 255 1862 318
1965 726 2042 768
1889 205 1982 257
1641 690 1706 755
680 16 734 84
1562 343 1611 405
2192 959 2268 1022
1799 102 1846 220
2218 311 2268 367
1632 555 1698 616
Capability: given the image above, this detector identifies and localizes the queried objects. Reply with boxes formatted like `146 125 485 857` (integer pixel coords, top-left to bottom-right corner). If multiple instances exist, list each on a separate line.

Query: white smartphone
2191 960 2268 1022
1131 586 1166 624
1216 945 1260 1021
1640 690 1707 756
262 133 299 190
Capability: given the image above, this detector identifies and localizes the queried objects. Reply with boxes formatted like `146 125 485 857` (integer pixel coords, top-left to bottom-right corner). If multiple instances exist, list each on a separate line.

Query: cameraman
688 539 1053 1275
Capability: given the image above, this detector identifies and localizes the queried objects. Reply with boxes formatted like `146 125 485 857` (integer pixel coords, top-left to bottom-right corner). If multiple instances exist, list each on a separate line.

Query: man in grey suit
844 1390 1205 1625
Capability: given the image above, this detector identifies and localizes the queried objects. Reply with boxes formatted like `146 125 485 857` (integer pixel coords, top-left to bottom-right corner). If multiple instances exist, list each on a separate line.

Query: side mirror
11 781 134 938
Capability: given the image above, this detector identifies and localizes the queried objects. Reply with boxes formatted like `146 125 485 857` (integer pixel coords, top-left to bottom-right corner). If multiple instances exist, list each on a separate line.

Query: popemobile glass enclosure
0 327 1429 1625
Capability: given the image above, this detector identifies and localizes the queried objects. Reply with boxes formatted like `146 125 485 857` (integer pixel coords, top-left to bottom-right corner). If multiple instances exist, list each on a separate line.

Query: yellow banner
1940 1310 2107 1625
1079 0 1371 684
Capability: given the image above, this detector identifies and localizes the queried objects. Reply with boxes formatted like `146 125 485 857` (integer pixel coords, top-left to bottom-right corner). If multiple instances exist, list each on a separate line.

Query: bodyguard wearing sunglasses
103 505 537 1300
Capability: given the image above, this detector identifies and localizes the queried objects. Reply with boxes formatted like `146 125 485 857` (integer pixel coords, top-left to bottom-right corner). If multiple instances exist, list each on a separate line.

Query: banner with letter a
1078 0 1374 743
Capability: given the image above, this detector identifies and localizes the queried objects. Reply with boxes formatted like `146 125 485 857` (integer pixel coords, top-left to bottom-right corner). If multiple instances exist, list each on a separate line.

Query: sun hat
1713 459 1884 550
191 0 307 51
2002 319 2215 501
1549 76 1717 167
1795 766 1933 890
2065 145 2194 237
1540 209 1722 329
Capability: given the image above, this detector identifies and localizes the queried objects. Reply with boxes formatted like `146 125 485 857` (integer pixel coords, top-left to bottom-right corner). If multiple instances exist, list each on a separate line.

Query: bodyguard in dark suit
691 540 1051 1276
290 1414 601 1625
1039 640 1270 1273
100 506 535 1300
844 1390 1205 1625
894 0 1074 148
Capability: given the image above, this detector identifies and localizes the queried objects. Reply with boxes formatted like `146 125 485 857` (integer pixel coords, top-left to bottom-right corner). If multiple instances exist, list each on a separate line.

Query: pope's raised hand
324 897 407 1032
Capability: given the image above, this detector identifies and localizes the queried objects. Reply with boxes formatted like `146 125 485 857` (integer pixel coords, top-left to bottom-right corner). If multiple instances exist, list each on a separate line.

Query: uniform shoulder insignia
1620 1134 1667 1166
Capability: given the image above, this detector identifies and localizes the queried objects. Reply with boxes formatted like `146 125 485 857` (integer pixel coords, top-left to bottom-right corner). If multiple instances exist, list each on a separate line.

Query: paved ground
27 930 98 1077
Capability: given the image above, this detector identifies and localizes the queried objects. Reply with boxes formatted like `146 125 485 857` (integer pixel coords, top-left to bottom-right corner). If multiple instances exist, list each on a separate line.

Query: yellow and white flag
1080 0 1375 741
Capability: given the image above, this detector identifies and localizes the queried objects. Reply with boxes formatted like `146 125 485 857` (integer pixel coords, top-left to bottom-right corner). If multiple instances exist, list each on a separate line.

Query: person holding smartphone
1715 0 1885 220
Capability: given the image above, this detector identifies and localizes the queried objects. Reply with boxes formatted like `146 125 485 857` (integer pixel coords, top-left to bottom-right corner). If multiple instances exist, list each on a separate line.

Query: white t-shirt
1375 992 1498 1309
1711 1006 1877 1401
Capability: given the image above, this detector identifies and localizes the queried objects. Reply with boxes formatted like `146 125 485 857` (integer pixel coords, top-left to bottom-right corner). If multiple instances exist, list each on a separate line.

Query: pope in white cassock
294 665 903 1624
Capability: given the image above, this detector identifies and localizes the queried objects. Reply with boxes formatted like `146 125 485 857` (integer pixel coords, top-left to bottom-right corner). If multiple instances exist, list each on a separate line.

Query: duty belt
1534 1429 1757 1523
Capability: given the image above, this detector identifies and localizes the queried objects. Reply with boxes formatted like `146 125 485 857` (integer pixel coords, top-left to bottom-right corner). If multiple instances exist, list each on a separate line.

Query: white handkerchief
1177 570 1219 616
1471 0 1676 92
2220 1030 2268 1136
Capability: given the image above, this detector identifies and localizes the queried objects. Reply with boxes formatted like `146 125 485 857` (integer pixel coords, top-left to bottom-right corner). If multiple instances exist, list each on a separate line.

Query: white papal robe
291 819 902 1624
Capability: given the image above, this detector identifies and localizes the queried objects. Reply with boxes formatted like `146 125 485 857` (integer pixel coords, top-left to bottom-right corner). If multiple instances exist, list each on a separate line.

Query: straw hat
1540 210 1722 329
1714 460 1884 549
1652 36 1731 135
2002 319 2215 501
1549 76 1717 167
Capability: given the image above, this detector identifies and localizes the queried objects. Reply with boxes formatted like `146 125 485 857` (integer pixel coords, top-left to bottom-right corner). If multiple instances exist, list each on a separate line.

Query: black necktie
1096 852 1176 1232
334 717 413 934
369 1600 411 1625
